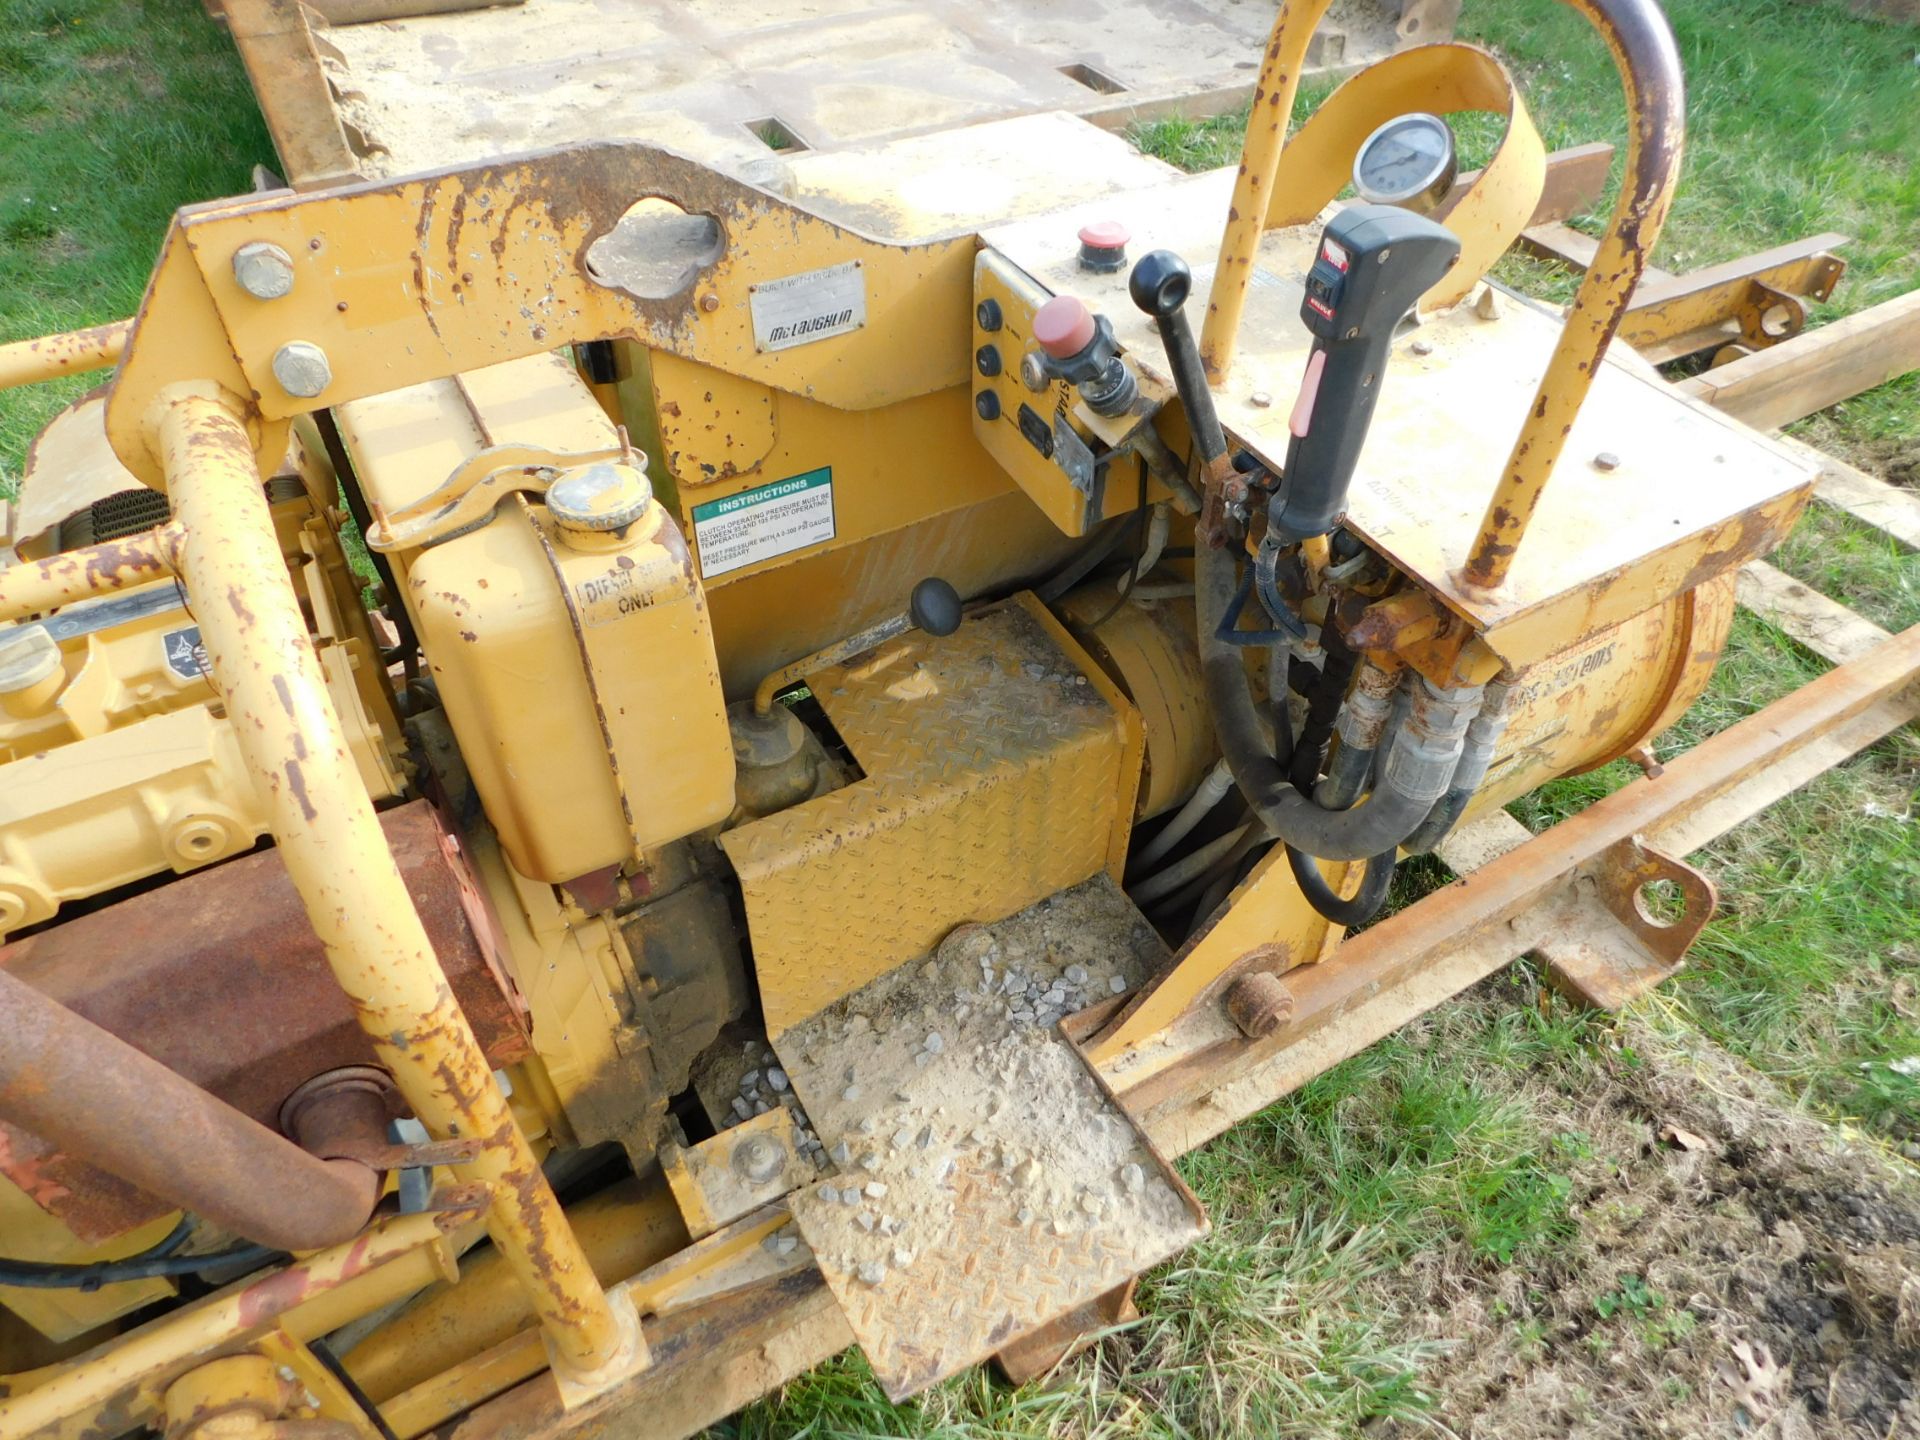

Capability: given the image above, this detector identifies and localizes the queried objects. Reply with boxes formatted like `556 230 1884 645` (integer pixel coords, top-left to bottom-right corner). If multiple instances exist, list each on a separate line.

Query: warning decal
749 261 865 352
691 468 835 579
162 626 208 680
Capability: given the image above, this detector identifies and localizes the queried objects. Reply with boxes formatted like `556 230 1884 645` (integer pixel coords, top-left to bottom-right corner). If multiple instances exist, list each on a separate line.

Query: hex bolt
1593 451 1622 472
732 1133 784 1184
1249 390 1273 409
1410 338 1435 357
1225 970 1295 1039
272 341 332 398
232 241 295 301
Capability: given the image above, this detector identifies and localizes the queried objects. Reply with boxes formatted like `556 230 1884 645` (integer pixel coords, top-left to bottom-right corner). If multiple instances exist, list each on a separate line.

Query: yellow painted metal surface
341 356 733 882
659 1110 810 1241
1262 43 1545 314
106 144 978 486
151 393 636 1384
342 1177 688 1413
0 320 129 393
984 188 1815 673
1198 0 1336 382
968 251 1153 538
0 477 401 938
1055 586 1214 822
721 594 1141 1036
2 1208 469 1440
0 1197 180 1345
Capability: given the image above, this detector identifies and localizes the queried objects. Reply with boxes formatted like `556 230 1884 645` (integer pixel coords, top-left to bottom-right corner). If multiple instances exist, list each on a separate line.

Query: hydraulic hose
1399 678 1514 854
1401 789 1472 855
1286 846 1396 927
1196 540 1435 861
1314 660 1401 811
1129 757 1236 876
1130 823 1255 906
1289 637 1358 794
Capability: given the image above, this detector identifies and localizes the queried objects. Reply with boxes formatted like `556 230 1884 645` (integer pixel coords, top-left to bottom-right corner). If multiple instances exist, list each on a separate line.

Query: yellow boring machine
1 0 1916 1435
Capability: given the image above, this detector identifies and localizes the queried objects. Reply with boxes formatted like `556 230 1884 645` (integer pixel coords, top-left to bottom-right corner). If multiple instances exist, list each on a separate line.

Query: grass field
2 0 1917 1435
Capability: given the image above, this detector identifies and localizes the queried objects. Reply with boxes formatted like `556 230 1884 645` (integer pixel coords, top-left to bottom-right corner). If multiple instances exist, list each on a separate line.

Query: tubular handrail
0 318 131 392
1198 0 1686 592
1463 0 1684 588
150 392 641 1384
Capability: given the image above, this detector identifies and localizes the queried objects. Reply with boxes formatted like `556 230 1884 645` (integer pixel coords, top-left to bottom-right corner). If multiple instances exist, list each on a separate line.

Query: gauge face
1353 112 1457 209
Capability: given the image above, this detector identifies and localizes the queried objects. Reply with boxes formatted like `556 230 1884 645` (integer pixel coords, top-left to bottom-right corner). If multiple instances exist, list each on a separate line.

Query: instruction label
691 468 835 578
749 261 865 352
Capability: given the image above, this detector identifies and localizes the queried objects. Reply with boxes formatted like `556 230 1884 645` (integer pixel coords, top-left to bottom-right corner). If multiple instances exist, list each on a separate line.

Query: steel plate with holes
290 3 1417 185
777 876 1201 1401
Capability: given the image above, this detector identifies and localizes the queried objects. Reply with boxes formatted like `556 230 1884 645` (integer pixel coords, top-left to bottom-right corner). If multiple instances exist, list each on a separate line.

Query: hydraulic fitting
1379 677 1485 807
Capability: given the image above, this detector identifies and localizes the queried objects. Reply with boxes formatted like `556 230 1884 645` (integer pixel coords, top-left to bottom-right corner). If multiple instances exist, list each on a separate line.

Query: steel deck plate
299 0 1410 182
777 875 1202 1400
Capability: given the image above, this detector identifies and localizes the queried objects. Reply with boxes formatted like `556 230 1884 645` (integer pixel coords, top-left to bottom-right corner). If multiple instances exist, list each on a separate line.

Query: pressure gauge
1352 112 1457 213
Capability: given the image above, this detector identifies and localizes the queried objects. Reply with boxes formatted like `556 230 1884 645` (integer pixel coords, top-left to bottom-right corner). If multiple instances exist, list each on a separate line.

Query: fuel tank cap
545 459 655 537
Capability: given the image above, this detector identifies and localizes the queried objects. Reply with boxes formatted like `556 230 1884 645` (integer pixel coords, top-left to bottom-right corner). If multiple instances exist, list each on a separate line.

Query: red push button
1033 295 1097 360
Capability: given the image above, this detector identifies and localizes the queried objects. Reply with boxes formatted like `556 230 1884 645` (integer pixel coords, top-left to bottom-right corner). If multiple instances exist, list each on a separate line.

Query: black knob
909 577 963 637
1129 250 1192 320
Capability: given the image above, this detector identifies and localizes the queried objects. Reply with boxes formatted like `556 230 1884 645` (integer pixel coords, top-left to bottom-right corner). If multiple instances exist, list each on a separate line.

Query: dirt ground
1369 997 1920 1439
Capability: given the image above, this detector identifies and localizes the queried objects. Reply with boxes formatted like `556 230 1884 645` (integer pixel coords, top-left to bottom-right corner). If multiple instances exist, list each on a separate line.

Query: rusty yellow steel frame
1462 0 1684 589
141 394 641 1394
1198 0 1336 383
0 1205 476 1440
0 320 131 392
1260 43 1545 314
0 526 182 626
102 147 973 490
1201 0 1685 593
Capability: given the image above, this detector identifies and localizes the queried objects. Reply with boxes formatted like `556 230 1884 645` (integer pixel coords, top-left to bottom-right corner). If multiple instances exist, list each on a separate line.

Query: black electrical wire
316 408 421 681
310 1339 402 1440
0 1218 282 1292
1076 460 1154 630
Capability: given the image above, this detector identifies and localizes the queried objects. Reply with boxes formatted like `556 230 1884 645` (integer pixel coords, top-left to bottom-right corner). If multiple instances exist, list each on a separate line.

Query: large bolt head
272 341 332 398
232 241 295 300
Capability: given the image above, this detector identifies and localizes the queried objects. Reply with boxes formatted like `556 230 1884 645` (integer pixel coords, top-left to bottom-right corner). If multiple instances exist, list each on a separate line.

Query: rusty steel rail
150 393 641 1386
0 524 182 625
0 1206 478 1440
0 319 132 392
0 968 382 1253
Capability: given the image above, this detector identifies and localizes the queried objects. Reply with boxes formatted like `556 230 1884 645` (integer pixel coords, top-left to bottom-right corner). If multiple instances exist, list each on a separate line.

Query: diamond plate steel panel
720 594 1139 1036
779 884 1203 1400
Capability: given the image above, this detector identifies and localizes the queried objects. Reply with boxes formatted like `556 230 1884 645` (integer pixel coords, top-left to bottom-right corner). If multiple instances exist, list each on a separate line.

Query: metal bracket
365 442 625 552
1538 834 1717 1010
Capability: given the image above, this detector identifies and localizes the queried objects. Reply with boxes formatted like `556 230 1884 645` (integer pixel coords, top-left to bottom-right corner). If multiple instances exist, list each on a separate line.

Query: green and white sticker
691 468 836 578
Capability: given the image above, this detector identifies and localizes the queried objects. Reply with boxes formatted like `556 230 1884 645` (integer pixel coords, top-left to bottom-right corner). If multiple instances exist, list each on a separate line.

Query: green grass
0 0 272 492
729 1002 1598 1437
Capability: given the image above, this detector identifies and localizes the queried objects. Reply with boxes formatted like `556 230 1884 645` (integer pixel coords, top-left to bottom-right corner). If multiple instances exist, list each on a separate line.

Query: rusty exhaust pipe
0 967 383 1253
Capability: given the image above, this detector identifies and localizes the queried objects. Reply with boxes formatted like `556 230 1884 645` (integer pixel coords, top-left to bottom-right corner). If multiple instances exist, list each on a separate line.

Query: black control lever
1267 205 1459 545
1129 251 1241 548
